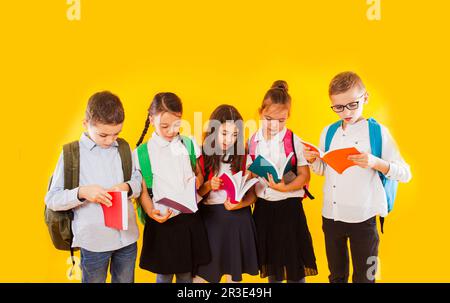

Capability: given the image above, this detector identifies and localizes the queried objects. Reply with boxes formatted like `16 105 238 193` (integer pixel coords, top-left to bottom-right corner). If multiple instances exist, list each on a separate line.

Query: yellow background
0 0 448 282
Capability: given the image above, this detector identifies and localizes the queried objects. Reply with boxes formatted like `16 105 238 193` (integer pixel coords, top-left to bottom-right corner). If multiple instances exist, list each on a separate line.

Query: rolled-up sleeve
45 151 85 211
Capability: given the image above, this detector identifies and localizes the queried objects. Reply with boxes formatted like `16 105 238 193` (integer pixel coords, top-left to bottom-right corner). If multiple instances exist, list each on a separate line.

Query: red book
219 171 258 204
101 191 128 230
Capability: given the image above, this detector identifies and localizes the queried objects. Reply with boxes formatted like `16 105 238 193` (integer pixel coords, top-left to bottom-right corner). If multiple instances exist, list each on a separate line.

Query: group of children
45 71 412 283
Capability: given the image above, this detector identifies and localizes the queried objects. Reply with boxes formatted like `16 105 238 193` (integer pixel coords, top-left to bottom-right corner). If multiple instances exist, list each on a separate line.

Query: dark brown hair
328 71 366 96
85 91 124 125
136 92 183 147
202 105 245 176
259 80 291 114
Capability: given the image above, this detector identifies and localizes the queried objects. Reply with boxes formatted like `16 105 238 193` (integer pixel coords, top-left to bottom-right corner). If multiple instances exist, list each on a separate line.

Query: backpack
247 129 315 200
325 118 398 233
44 138 132 274
136 135 197 224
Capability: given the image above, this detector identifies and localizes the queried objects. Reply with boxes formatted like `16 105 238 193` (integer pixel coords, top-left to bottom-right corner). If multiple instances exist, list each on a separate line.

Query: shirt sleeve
125 147 143 199
293 134 309 166
132 149 141 171
380 126 412 183
44 150 85 211
309 126 327 176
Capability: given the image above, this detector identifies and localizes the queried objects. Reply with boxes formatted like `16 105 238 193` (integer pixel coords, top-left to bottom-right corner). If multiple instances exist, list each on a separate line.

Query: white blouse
246 127 309 201
133 132 201 217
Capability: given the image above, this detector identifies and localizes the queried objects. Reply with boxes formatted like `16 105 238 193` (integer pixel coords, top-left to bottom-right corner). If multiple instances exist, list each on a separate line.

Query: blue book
248 152 294 183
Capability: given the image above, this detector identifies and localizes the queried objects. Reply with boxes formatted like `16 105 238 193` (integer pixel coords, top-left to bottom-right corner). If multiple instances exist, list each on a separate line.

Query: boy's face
83 120 123 149
260 104 289 138
217 122 239 152
330 86 368 126
150 111 182 142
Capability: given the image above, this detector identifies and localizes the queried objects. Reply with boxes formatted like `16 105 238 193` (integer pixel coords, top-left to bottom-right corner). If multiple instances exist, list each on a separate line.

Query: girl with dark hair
195 105 259 283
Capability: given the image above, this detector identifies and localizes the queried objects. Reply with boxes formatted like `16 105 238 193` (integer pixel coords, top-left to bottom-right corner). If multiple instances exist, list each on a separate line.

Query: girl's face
260 104 289 138
330 86 368 126
217 121 239 152
150 111 182 142
83 120 123 149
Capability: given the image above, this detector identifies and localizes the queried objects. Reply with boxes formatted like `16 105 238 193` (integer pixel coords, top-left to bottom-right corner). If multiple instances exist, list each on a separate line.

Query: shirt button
333 201 337 205
333 185 336 188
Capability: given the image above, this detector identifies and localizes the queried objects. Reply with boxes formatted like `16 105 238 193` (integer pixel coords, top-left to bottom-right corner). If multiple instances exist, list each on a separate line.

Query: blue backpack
325 118 398 233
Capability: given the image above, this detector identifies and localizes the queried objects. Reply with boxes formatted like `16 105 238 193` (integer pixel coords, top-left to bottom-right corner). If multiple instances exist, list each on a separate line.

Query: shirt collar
80 132 119 151
342 118 367 132
254 127 287 143
151 131 180 147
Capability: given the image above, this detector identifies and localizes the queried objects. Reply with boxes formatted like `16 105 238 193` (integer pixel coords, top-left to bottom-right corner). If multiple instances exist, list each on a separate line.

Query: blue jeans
156 272 192 283
268 276 306 283
80 242 137 283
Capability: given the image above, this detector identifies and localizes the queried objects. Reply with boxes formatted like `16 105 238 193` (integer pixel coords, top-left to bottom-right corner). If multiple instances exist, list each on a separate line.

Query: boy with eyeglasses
304 71 411 283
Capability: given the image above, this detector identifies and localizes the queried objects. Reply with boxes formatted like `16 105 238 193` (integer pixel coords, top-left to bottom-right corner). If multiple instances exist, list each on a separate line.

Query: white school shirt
246 127 309 201
133 132 201 217
203 160 232 205
45 133 142 252
310 119 412 223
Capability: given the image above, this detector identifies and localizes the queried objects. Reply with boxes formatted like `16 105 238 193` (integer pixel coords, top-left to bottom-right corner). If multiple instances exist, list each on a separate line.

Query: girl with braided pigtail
133 92 211 283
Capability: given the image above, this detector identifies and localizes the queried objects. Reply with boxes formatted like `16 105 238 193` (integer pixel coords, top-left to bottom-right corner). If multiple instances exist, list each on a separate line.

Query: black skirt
253 197 318 281
139 211 211 275
196 204 259 282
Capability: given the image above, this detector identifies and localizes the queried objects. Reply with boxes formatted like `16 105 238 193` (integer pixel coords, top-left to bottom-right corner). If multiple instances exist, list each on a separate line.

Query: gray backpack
45 139 132 272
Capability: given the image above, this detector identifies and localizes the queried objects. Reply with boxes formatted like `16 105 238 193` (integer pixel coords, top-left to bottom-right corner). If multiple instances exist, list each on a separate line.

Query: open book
101 191 128 230
302 141 361 174
248 152 294 183
154 177 200 214
219 171 259 204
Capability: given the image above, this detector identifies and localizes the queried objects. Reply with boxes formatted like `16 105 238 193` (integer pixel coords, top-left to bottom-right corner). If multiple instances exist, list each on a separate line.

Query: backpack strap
116 138 132 182
284 129 315 200
368 118 382 159
62 140 79 278
136 142 152 225
180 135 197 171
137 142 152 188
325 120 342 152
368 118 387 233
283 129 297 169
63 141 80 190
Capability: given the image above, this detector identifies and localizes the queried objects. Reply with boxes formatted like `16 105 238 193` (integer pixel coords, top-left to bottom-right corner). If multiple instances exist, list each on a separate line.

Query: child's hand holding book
149 208 173 224
210 176 223 191
301 141 361 174
303 146 321 164
264 173 288 192
348 152 390 175
224 197 242 211
78 185 113 207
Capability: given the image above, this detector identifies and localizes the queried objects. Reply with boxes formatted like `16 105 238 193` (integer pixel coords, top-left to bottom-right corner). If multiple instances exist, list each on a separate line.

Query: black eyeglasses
330 92 366 113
